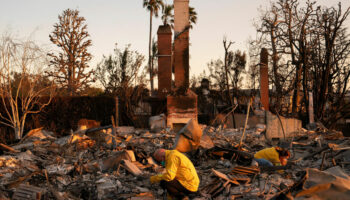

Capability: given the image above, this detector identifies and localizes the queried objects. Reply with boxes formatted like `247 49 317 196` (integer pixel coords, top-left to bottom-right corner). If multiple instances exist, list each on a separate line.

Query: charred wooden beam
260 164 292 172
12 184 45 200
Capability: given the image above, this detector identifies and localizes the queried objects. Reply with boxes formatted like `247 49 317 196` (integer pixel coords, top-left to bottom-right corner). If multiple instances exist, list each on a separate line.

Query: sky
0 0 349 84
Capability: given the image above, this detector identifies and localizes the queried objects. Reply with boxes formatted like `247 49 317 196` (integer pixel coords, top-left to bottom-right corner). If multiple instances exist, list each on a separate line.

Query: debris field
0 122 349 200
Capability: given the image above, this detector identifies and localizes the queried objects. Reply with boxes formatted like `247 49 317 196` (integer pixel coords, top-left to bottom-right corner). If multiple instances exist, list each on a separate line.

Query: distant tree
162 4 174 26
189 6 198 29
253 0 315 113
189 76 199 90
151 38 158 87
95 44 146 125
312 3 350 126
207 38 247 120
0 35 55 139
229 50 246 95
223 38 235 118
161 5 197 29
247 41 261 92
143 0 164 95
96 44 145 93
81 86 104 96
253 0 350 126
47 9 94 96
207 59 226 92
255 2 292 112
190 70 207 90
223 38 246 127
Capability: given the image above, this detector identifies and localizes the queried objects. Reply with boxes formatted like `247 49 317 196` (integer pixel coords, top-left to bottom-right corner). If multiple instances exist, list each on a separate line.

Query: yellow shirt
159 150 200 192
254 147 281 166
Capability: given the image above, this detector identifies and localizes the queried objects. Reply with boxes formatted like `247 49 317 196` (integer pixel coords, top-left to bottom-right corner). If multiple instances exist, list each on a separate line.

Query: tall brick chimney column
174 0 190 89
260 48 269 111
157 25 172 98
166 0 197 130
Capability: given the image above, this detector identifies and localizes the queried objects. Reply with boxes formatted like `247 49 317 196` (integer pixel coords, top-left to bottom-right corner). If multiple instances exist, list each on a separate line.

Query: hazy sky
0 0 349 79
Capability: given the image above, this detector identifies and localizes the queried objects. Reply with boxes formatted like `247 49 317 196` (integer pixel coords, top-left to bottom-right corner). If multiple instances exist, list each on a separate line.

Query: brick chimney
166 0 198 130
174 0 190 89
260 48 269 111
157 25 172 98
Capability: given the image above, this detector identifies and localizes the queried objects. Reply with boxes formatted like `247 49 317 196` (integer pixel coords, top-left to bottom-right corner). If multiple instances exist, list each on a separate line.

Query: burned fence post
308 91 315 124
239 98 252 148
115 97 119 127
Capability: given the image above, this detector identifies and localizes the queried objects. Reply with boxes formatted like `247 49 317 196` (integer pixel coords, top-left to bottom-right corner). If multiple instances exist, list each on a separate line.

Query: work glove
150 174 162 184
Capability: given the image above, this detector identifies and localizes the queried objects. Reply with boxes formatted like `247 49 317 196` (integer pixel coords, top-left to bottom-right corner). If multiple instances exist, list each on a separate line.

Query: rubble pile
0 122 349 200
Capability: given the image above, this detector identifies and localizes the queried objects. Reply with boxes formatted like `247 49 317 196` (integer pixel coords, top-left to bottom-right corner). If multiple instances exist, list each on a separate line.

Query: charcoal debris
0 121 349 200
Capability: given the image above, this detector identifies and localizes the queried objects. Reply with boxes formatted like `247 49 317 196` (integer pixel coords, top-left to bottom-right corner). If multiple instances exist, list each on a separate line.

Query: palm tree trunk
149 10 154 95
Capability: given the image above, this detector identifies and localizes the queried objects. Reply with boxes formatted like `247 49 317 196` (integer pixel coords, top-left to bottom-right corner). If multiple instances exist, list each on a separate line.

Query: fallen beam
122 159 143 176
85 125 113 134
260 164 292 172
302 146 329 160
0 143 20 153
12 184 45 200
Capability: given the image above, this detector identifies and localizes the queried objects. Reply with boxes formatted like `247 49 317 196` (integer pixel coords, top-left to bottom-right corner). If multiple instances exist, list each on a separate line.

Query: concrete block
122 159 142 176
174 119 203 153
116 126 135 136
149 114 166 132
266 112 302 139
96 177 117 200
220 114 263 129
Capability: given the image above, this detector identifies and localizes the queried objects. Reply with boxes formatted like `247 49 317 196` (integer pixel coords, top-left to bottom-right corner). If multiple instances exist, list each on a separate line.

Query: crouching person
253 146 290 167
150 149 199 199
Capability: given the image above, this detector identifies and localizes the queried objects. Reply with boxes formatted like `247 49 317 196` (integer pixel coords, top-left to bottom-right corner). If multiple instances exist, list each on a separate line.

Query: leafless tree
223 38 235 115
47 9 94 96
253 0 350 126
254 1 298 112
312 3 350 126
0 35 55 139
247 41 261 92
229 50 246 95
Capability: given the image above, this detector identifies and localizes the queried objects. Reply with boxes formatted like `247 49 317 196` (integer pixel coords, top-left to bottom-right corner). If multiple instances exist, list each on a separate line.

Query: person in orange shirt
150 149 199 199
253 146 290 167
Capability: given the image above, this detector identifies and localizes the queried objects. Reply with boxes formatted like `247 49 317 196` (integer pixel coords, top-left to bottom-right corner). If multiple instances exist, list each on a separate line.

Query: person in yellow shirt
150 149 199 199
253 147 290 167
